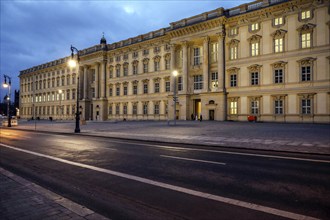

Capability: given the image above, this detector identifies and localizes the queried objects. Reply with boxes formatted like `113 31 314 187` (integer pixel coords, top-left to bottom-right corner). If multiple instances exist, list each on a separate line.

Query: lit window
229 27 238 36
301 10 311 20
210 43 218 63
274 38 283 53
251 42 259 56
274 17 283 26
230 46 238 60
154 61 160 71
250 23 259 31
301 33 311 48
230 101 237 115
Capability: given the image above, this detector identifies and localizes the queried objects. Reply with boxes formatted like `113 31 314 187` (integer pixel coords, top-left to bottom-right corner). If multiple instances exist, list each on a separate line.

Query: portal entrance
194 99 201 119
209 110 214 120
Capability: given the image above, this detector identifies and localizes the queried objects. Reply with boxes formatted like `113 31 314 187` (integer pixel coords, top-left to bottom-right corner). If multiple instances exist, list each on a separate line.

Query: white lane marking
1 143 319 220
160 155 226 166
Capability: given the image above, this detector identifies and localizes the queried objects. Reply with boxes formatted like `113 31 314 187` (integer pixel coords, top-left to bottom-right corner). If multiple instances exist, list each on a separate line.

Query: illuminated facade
19 0 330 123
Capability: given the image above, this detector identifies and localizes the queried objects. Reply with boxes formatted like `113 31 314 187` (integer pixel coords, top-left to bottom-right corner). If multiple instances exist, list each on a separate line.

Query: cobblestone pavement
0 168 110 220
6 119 330 154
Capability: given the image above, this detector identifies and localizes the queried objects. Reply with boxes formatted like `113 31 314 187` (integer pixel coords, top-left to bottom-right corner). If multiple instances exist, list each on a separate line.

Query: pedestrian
195 115 198 121
191 114 194 120
200 114 203 122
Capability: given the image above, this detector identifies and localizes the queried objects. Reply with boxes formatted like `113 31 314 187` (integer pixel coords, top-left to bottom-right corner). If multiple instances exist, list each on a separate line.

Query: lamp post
58 89 62 120
68 45 81 133
172 70 178 125
3 75 12 127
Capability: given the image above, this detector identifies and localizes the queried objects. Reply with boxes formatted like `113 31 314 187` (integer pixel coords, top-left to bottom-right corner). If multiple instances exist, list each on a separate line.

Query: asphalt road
0 129 329 220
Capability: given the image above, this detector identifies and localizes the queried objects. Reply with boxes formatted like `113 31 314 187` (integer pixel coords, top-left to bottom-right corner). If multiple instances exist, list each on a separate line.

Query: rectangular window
133 105 137 115
72 76 76 84
193 75 203 90
116 56 121 62
109 88 113 96
109 106 112 115
274 69 283 84
143 104 148 115
251 72 259 86
250 23 259 31
133 85 138 95
230 101 237 115
116 105 120 115
154 47 160 53
154 104 160 115
165 81 170 92
178 76 183 91
165 59 170 70
301 66 311 81
133 65 138 75
124 54 128 60
251 42 259 56
123 105 127 115
123 66 128 76
211 72 218 89
301 10 311 20
133 51 138 58
143 63 148 73
91 88 95 98
123 86 128 96
92 72 96 82
155 82 160 93
116 68 120 77
301 99 311 114
301 33 311 48
193 47 202 66
251 100 259 114
72 90 76 100
143 84 148 94
143 49 149 56
210 43 218 63
274 17 283 26
154 61 160 71
116 87 120 96
230 74 237 87
274 100 283 114
230 46 238 60
275 38 283 53
229 27 238 36
109 69 113 78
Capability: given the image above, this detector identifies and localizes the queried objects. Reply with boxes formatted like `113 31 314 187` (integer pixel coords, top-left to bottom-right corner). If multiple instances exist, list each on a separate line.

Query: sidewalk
0 168 110 220
7 119 330 154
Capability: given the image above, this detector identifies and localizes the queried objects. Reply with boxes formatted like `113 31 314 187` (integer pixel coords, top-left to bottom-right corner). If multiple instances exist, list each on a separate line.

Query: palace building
19 0 330 123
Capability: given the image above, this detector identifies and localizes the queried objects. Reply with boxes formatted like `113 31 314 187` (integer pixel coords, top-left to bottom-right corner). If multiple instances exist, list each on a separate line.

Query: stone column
95 63 99 99
83 66 88 99
203 36 209 92
217 30 225 91
170 44 176 92
182 41 188 93
100 61 106 99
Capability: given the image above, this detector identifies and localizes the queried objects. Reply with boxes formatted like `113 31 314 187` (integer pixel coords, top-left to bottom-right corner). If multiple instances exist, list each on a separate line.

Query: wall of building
19 0 330 123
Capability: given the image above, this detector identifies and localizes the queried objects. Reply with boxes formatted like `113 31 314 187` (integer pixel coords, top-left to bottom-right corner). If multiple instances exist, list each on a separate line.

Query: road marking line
160 155 226 165
1 143 319 220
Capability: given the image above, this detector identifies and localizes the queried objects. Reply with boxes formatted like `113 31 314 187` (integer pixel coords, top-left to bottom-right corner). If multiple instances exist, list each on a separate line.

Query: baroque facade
19 0 330 123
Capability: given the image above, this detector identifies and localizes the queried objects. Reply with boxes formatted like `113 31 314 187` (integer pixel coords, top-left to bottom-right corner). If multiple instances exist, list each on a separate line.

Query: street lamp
58 89 62 120
172 70 178 125
68 45 80 133
3 74 12 127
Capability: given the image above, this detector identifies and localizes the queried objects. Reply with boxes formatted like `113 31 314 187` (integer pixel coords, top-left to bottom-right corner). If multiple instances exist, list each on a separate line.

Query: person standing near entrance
200 114 203 122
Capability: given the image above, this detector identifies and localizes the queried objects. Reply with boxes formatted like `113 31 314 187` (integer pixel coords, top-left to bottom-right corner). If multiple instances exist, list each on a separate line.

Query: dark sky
0 0 249 100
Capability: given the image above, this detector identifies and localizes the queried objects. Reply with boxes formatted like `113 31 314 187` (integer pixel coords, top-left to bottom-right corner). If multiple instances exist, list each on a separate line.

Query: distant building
19 0 330 123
